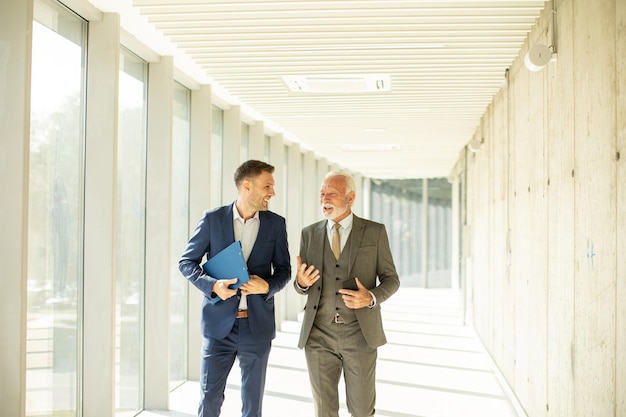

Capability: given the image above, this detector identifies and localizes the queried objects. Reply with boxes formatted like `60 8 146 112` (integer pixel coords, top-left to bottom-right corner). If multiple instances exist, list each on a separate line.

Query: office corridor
154 288 525 417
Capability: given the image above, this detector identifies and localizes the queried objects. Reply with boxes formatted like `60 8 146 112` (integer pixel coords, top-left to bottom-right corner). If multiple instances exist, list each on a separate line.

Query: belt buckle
334 313 344 324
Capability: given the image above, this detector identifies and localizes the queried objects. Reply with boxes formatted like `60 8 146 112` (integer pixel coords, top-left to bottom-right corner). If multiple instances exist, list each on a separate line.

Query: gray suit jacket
294 215 400 348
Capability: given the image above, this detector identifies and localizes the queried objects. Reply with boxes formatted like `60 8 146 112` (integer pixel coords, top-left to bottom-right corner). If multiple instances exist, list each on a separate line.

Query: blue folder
202 240 250 290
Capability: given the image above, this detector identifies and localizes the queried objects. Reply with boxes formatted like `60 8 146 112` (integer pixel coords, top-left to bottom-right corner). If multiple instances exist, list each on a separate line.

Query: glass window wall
370 178 452 288
26 1 86 415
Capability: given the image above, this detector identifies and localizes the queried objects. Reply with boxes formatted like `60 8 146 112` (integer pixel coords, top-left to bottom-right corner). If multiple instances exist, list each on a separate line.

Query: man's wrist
296 280 309 291
368 291 377 308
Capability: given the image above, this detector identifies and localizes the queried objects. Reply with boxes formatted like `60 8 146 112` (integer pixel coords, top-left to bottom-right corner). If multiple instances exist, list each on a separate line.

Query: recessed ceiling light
283 74 390 93
274 44 445 51
340 144 400 152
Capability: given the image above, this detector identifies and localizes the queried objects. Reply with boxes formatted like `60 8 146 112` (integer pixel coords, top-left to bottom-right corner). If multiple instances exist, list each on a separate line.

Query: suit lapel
249 212 269 260
222 204 236 243
347 215 365 272
313 220 327 270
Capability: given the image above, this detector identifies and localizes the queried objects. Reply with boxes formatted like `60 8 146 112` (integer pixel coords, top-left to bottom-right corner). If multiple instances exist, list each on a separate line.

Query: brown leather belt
236 310 248 319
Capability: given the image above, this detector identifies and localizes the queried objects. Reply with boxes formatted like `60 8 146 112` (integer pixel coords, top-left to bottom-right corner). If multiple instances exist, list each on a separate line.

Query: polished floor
145 288 526 417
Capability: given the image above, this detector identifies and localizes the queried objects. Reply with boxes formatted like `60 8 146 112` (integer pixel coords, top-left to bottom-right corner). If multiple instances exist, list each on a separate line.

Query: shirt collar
233 202 259 223
327 212 353 231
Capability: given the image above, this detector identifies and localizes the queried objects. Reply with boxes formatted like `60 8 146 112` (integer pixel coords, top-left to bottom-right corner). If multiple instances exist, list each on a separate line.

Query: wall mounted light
468 117 486 153
340 144 400 152
524 43 552 71
524 0 557 72
468 137 483 153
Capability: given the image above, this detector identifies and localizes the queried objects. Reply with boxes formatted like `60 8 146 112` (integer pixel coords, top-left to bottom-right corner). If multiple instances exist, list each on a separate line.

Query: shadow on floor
146 288 526 417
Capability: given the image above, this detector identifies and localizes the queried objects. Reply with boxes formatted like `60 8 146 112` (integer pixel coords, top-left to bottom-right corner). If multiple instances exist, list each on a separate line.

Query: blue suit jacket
179 204 291 341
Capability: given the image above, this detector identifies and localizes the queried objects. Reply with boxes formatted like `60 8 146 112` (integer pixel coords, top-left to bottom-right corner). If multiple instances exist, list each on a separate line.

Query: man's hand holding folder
212 278 238 301
202 240 250 304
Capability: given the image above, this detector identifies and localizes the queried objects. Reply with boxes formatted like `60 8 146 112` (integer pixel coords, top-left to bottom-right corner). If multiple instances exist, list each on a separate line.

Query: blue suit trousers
198 318 271 417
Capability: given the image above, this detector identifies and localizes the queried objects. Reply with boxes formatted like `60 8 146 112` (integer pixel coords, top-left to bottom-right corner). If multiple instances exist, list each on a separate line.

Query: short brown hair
234 160 275 188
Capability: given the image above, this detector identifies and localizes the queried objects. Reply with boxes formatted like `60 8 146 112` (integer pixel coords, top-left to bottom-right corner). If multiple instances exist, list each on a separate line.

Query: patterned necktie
332 222 341 260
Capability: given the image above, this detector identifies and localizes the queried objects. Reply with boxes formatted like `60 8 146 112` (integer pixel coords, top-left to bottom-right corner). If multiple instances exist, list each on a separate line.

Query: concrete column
572 0 618 414
301 151 318 226
328 162 342 172
352 172 363 217
267 135 287 326
222 105 241 203
187 84 212 381
83 12 120 417
268 134 286 217
361 177 371 220
284 144 303 321
248 121 265 161
0 1 33 416
316 158 329 191
449 177 461 291
616 1 626 414
144 55 174 410
421 178 429 288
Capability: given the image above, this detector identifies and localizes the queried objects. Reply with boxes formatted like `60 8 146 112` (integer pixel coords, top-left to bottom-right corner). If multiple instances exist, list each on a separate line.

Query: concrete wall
457 0 625 416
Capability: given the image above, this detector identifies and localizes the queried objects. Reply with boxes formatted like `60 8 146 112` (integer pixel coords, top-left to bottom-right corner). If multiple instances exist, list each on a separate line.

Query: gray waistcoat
314 235 357 325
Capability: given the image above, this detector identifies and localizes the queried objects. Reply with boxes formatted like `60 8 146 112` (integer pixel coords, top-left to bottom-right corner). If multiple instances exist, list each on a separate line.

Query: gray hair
324 171 356 196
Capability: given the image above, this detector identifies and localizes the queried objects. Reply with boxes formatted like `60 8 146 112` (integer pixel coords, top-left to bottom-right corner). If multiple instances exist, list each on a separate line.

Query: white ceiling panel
105 0 547 178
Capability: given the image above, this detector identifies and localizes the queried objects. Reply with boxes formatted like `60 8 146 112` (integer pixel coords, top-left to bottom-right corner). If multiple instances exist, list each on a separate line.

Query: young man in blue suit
179 160 291 417
294 171 400 417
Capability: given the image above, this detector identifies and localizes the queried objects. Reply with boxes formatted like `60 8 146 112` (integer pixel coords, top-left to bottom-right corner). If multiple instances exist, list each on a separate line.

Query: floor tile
146 288 525 417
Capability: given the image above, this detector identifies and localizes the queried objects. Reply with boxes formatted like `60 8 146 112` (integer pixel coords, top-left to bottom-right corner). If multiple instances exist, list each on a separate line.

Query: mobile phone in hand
342 278 358 290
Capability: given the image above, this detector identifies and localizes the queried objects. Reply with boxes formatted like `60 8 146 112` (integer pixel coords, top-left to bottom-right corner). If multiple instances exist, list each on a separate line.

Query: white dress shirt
326 213 353 251
233 203 260 310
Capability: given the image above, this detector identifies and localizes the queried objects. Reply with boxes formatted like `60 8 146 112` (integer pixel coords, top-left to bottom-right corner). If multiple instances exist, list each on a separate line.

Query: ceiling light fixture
283 74 390 93
340 144 400 152
274 44 445 51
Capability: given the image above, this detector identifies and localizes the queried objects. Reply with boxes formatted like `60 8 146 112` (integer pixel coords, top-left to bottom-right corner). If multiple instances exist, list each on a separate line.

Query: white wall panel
510 62 532 409
0 1 32 416
248 121 265 161
145 55 174 410
222 105 241 204
187 84 213 380
83 13 120 417
572 0 617 415
546 1 576 415
616 1 626 414
462 1 624 416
